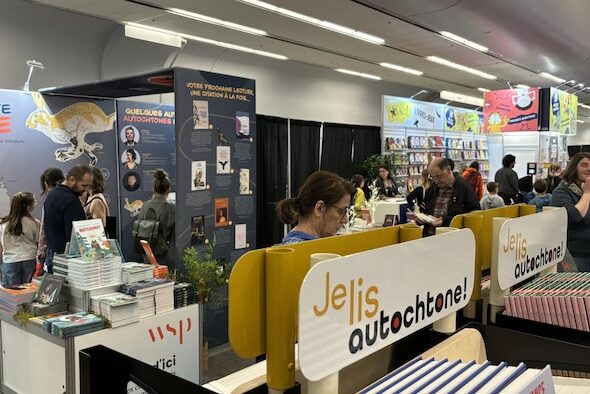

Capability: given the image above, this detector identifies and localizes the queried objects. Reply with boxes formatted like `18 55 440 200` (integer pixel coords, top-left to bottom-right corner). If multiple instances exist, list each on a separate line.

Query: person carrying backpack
133 169 175 268
461 161 484 200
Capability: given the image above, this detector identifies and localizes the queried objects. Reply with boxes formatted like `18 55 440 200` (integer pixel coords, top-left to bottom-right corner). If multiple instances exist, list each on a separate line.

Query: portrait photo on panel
120 125 140 146
121 148 141 170
123 171 141 192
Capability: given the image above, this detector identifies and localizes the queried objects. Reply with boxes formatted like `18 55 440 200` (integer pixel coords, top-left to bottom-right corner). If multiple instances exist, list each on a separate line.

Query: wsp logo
148 317 192 345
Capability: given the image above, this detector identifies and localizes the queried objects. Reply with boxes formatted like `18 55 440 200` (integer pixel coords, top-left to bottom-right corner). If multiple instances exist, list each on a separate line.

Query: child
480 182 505 210
528 179 552 213
351 174 366 217
0 192 39 286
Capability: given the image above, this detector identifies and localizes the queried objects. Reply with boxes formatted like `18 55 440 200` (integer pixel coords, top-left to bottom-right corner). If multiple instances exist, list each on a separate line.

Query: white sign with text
497 209 567 290
298 230 475 381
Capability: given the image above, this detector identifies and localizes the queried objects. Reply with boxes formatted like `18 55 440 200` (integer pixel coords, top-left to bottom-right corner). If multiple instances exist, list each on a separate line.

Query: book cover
190 215 206 245
34 274 64 305
140 240 159 266
239 168 250 195
193 100 209 129
191 161 207 191
235 111 250 138
216 146 231 174
69 219 113 261
215 197 229 227
234 223 247 249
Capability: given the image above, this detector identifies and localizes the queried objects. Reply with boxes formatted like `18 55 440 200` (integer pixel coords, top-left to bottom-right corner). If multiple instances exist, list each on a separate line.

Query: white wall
568 127 590 145
1 0 423 127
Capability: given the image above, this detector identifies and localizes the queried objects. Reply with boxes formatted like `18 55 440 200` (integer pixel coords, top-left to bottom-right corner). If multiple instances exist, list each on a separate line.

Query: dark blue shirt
281 230 317 244
43 184 86 253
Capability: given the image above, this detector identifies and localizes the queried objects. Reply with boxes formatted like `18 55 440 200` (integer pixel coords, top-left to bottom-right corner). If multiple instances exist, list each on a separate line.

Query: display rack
383 127 489 193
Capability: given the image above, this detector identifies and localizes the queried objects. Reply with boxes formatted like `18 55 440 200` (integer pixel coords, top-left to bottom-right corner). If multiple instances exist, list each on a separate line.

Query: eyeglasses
332 205 350 219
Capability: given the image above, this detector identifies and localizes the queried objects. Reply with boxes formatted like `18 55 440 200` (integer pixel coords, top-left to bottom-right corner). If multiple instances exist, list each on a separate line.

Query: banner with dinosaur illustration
174 68 256 347
0 89 118 222
483 88 540 133
117 100 176 261
382 96 444 130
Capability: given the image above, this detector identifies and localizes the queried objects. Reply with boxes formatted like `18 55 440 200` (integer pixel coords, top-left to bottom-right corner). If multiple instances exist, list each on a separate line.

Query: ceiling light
440 90 484 107
125 24 184 48
379 63 423 76
125 22 287 60
237 0 385 44
539 72 565 84
426 56 497 80
335 69 381 80
477 87 491 93
440 31 488 52
168 8 266 36
576 120 585 123
578 103 590 109
515 84 530 89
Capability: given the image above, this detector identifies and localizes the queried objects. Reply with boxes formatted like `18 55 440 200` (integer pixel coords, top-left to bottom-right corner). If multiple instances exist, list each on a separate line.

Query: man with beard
43 165 93 272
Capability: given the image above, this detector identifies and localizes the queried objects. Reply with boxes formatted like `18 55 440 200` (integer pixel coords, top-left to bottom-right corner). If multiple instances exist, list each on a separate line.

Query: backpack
131 205 168 256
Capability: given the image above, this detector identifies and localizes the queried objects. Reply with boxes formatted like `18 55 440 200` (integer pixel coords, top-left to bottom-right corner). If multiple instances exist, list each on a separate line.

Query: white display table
372 199 407 225
0 304 201 394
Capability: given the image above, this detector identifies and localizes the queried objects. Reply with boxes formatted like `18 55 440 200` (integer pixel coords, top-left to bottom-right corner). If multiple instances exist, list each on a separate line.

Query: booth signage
497 208 567 290
483 88 540 133
549 88 578 135
382 96 444 129
298 230 475 381
444 106 483 133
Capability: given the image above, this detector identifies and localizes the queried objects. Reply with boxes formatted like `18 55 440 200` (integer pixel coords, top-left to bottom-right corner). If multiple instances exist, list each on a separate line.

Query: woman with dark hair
494 154 519 205
84 167 109 226
0 192 39 285
461 161 484 200
375 164 401 198
406 169 431 211
124 149 138 170
277 170 355 244
351 174 366 216
36 168 64 277
551 152 590 271
137 169 175 263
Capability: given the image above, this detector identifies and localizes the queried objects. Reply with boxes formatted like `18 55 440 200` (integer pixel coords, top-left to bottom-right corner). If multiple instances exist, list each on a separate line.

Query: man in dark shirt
419 158 481 236
43 165 93 272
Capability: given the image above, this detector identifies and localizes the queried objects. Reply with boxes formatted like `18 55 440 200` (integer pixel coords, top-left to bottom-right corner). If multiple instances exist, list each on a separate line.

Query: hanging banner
0 89 118 220
298 229 475 381
444 106 483 133
116 101 176 262
483 88 540 133
496 208 567 290
549 88 578 134
382 96 444 129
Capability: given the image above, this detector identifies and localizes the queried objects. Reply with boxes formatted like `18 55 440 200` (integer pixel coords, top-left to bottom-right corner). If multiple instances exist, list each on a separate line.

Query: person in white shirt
0 192 39 286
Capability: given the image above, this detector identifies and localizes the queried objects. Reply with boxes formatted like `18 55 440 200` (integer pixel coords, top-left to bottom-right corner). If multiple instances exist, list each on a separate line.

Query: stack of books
174 282 197 309
0 283 38 313
119 279 174 318
504 272 590 331
359 357 554 393
43 311 104 339
53 254 122 290
91 292 139 328
121 262 153 284
26 274 68 316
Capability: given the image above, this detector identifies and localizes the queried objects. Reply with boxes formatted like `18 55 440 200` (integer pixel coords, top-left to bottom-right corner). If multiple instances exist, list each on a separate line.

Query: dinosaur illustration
25 92 116 166
124 197 144 217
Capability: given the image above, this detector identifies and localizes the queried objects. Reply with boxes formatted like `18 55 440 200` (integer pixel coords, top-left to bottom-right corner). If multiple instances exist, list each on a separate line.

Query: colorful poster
444 106 483 133
549 88 578 134
483 88 540 133
215 197 229 227
382 96 444 129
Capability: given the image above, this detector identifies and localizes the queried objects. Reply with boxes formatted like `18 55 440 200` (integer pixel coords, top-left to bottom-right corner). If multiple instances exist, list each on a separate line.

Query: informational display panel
116 100 175 261
549 88 578 135
298 230 475 381
382 96 445 130
0 89 118 220
483 88 541 133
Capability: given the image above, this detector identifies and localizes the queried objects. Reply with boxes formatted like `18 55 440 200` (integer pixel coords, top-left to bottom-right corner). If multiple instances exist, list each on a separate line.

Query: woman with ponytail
277 170 355 244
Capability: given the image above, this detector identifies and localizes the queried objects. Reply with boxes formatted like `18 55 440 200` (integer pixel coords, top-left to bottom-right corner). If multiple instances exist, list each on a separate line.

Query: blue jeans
45 248 55 274
2 259 36 286
574 256 590 272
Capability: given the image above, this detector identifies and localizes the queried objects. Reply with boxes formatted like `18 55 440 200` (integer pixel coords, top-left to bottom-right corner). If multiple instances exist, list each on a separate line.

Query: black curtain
320 123 354 179
352 126 381 176
290 120 321 195
256 115 288 248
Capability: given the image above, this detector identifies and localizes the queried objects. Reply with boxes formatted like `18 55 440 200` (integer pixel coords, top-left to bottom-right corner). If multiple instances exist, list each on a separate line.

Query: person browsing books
406 169 431 211
277 170 355 244
0 192 39 286
419 158 480 236
494 154 520 205
137 169 175 268
36 168 64 277
43 165 92 273
551 152 590 271
83 167 110 227
351 174 366 216
528 179 552 213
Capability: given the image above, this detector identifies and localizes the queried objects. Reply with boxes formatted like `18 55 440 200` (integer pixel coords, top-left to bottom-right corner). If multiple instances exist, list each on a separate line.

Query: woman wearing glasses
277 170 355 244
